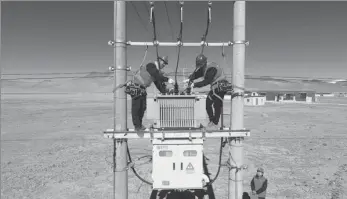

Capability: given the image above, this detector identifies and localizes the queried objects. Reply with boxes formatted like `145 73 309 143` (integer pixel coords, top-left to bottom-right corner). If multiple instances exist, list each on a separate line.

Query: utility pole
0 1 2 195
229 1 246 199
113 1 128 199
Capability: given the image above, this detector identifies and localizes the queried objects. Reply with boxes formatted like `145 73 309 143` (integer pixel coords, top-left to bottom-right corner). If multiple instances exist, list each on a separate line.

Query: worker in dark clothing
250 168 268 199
125 55 175 131
183 54 233 130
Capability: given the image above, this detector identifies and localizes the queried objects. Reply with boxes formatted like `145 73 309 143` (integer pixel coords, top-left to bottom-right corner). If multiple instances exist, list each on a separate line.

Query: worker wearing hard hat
250 167 268 199
127 55 175 131
183 54 233 131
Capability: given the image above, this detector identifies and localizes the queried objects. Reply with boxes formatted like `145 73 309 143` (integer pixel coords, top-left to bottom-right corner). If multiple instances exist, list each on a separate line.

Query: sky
1 1 347 79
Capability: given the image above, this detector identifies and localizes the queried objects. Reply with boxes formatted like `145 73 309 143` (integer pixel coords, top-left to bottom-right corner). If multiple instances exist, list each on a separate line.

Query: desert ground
1 93 347 199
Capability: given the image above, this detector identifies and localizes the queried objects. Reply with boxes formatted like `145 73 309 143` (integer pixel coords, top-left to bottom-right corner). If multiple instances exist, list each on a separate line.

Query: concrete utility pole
113 1 128 199
0 1 2 195
229 1 246 199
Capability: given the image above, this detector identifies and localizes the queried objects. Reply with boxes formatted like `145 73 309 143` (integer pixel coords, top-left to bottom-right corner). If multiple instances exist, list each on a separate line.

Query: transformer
147 94 210 190
146 94 209 130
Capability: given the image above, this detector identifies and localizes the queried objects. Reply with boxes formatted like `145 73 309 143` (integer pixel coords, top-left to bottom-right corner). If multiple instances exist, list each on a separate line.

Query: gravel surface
1 94 347 199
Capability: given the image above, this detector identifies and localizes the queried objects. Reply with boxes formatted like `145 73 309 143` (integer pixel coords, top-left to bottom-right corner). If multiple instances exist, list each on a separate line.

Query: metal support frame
104 129 250 139
229 2 247 199
108 40 249 47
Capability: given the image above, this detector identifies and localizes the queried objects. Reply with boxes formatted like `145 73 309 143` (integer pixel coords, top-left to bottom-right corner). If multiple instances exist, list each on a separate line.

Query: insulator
109 66 115 71
180 7 183 22
208 8 211 23
108 40 115 46
149 2 154 23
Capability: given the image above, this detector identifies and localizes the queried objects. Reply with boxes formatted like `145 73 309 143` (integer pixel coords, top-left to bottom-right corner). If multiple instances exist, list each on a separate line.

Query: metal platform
103 128 250 139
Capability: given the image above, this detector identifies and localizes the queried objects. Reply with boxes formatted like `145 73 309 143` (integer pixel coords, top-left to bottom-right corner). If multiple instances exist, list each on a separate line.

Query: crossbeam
108 40 249 47
104 128 250 139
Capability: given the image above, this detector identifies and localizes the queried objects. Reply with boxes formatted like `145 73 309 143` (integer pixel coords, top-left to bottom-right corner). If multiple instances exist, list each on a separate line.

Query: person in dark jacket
126 55 175 131
250 167 268 199
183 54 232 130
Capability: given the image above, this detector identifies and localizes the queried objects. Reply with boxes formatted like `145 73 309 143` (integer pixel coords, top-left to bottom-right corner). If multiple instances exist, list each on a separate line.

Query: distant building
258 90 316 103
244 92 266 106
316 93 334 97
334 92 347 97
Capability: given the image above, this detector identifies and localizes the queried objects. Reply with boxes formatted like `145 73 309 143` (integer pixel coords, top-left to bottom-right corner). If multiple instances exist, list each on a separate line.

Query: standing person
250 168 268 199
125 55 175 131
183 54 233 130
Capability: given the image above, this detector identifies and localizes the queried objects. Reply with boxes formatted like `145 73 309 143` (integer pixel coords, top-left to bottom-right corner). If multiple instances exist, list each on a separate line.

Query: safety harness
124 82 147 99
208 79 233 101
211 79 234 93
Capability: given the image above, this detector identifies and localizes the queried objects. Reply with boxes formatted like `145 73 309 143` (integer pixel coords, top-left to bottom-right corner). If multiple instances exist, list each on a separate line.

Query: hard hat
159 55 168 65
196 54 207 67
257 167 264 173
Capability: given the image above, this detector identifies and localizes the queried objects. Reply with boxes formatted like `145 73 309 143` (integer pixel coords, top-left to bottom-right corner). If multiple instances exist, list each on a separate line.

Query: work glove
186 87 191 94
168 88 174 94
168 78 175 84
126 81 133 86
183 79 190 83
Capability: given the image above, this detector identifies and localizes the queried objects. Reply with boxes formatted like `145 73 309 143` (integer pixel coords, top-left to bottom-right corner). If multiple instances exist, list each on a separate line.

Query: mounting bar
104 128 250 139
108 40 250 47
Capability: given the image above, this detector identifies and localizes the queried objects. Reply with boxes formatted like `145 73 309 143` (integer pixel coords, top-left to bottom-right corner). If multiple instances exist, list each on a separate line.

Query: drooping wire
112 138 116 199
221 43 231 80
131 45 149 83
201 1 212 54
173 2 184 95
128 2 151 85
127 144 153 185
139 45 149 67
205 137 224 186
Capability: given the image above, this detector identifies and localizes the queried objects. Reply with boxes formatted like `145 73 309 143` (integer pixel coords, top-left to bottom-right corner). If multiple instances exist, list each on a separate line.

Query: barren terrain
1 93 347 199
2 72 347 94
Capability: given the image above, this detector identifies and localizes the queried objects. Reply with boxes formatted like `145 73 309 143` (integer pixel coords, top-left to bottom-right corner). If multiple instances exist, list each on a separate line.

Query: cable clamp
176 40 183 47
225 161 248 171
108 40 127 47
153 40 159 46
233 40 250 46
108 66 131 72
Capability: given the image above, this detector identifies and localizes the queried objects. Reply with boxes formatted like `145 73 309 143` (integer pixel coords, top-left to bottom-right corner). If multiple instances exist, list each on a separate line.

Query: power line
164 2 175 41
142 1 150 16
130 1 149 34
